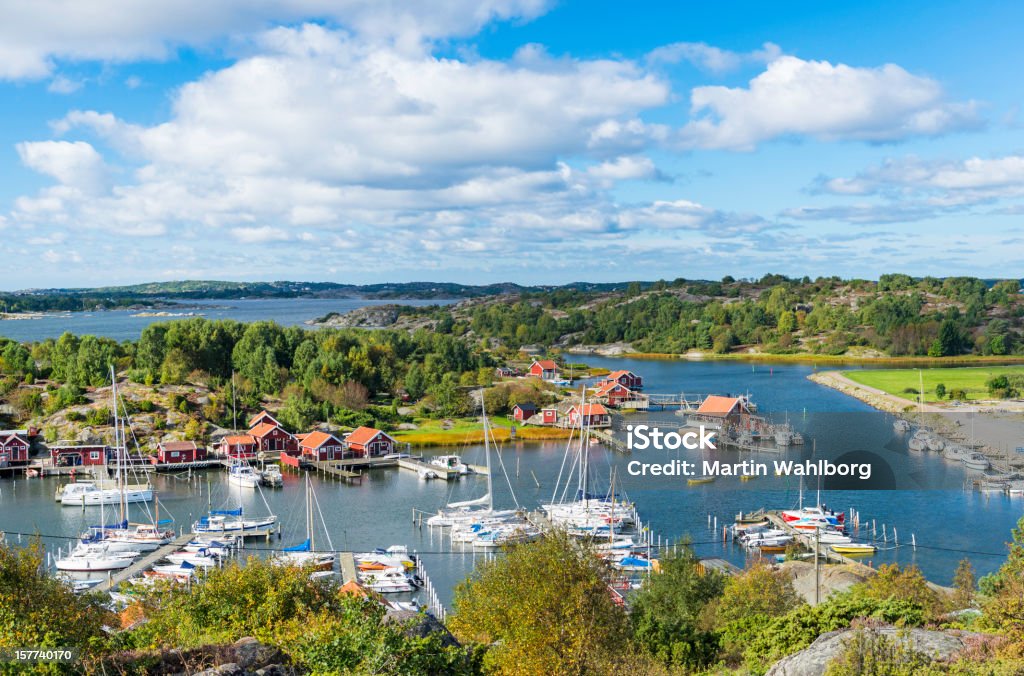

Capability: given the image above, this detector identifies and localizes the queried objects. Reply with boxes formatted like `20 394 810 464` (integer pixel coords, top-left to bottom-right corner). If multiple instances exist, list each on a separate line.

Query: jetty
590 428 628 453
99 532 193 591
765 512 876 571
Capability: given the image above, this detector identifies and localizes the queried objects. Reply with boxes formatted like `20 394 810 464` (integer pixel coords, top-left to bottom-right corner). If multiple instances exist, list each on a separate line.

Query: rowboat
830 543 875 555
687 476 714 485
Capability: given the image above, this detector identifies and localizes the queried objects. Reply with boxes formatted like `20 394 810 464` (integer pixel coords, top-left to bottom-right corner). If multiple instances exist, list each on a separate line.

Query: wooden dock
310 460 365 483
100 533 193 591
590 428 629 453
765 512 876 572
338 552 357 583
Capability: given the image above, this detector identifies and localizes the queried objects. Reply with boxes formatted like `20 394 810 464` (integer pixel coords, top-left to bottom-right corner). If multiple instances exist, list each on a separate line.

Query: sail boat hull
61 487 153 506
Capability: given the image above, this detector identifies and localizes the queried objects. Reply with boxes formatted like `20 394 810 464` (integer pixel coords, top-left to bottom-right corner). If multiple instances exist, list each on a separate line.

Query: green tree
935 383 946 400
951 558 976 610
0 540 113 659
629 545 725 669
450 533 629 675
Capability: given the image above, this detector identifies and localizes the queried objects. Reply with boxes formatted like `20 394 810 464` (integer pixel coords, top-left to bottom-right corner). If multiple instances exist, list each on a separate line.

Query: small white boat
962 453 990 471
192 510 277 534
259 465 284 488
55 544 138 572
429 455 469 475
164 550 219 567
228 464 260 489
360 569 416 593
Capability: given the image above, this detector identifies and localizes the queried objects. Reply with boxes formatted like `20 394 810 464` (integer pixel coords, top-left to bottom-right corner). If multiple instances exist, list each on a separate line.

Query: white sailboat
227 463 261 489
426 397 517 527
273 475 336 571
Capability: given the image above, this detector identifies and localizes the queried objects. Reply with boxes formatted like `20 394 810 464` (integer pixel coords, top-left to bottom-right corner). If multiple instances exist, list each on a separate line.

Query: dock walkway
765 512 875 572
100 533 193 591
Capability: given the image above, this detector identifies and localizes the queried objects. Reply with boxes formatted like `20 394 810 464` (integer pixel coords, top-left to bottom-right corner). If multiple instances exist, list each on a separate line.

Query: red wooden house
541 408 558 425
344 426 396 458
594 381 635 407
50 444 107 467
218 435 258 460
693 396 751 427
249 422 298 455
512 402 538 421
248 410 281 428
527 360 559 381
153 440 205 465
566 403 611 428
0 431 30 467
605 370 643 390
297 431 346 462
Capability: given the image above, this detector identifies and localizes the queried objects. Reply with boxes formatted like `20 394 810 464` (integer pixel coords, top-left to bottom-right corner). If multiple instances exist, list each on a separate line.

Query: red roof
159 441 197 452
249 422 292 439
607 370 633 380
595 381 629 396
301 431 342 449
571 403 608 416
532 360 558 370
345 426 393 446
247 410 278 427
222 435 255 445
696 395 743 416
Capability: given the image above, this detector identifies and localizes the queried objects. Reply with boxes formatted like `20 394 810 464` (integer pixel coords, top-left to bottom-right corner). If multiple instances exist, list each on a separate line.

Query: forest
450 274 1024 357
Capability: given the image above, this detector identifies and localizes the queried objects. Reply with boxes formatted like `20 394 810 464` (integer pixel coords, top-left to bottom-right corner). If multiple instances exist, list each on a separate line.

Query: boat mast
482 393 493 512
307 474 314 551
111 365 126 523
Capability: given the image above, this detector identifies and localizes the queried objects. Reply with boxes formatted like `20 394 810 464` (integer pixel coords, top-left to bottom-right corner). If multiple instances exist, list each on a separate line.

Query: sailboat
542 387 633 537
273 475 335 571
82 367 174 551
426 397 518 528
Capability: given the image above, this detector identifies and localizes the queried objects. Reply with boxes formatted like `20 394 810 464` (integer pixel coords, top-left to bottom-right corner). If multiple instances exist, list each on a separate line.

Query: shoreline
609 351 1024 367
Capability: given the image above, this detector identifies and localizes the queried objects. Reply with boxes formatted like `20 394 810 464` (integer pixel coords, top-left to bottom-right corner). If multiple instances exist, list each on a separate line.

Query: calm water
3 357 1022 604
0 297 453 342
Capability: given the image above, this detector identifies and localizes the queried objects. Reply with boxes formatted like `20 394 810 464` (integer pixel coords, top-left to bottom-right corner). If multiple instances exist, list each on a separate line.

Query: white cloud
231 226 292 243
815 154 1024 197
680 56 981 150
16 140 106 190
646 41 781 74
47 75 83 94
0 0 552 80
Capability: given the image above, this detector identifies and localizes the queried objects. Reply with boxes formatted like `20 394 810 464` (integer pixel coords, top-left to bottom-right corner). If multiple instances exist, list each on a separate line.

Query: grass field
842 366 1024 402
392 417 573 446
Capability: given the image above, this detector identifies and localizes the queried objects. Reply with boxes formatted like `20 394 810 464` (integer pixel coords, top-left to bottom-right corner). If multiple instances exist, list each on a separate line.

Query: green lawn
843 366 1024 402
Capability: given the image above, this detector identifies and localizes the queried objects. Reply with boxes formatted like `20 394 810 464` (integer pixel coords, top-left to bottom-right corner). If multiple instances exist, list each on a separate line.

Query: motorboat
164 550 220 567
963 453 990 471
228 464 261 489
60 481 153 506
259 465 284 488
359 569 417 593
942 445 969 462
782 505 844 524
429 455 469 475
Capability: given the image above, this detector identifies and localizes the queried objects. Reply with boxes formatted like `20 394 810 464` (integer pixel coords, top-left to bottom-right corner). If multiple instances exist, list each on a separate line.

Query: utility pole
814 527 821 605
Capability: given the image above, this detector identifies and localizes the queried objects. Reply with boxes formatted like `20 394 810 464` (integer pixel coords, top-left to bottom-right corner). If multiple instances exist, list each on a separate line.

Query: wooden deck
338 552 357 583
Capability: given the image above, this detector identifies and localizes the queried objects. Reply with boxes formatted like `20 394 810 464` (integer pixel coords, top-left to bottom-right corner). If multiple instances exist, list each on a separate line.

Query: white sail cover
447 493 491 509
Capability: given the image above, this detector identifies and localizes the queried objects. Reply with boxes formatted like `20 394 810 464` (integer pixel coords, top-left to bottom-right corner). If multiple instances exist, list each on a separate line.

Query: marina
2 357 1024 607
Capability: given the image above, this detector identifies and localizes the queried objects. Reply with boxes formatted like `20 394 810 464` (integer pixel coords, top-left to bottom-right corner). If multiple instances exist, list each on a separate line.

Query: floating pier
99 532 194 591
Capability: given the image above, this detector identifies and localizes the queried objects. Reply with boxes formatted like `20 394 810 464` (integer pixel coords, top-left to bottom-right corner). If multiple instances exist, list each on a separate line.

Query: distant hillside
12 279 653 301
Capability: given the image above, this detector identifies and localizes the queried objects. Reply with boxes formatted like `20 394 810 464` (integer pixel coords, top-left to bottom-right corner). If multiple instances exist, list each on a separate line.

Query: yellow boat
740 475 757 482
830 543 875 555
688 476 715 485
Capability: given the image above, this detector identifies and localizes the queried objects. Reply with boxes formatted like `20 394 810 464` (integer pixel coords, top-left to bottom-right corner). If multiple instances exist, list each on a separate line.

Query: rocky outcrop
97 637 293 675
305 304 438 330
766 626 996 676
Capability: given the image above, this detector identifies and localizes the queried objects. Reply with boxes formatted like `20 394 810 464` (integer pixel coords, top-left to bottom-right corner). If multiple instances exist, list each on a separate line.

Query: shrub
824 628 934 676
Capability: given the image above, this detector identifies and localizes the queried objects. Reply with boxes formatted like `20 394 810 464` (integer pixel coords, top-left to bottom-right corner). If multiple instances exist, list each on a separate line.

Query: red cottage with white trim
344 427 396 458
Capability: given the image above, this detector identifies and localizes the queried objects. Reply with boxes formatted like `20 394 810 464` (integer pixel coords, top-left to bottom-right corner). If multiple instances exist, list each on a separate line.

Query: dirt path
808 370 946 414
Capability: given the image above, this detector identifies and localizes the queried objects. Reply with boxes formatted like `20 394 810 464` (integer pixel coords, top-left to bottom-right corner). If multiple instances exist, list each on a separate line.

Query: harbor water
3 356 1022 604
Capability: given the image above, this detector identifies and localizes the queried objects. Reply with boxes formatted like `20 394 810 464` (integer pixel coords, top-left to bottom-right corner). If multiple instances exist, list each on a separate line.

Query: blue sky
2 0 1023 289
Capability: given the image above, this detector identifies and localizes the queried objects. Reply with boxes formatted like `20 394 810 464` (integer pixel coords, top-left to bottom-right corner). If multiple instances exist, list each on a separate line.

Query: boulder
766 626 993 676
